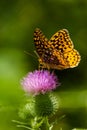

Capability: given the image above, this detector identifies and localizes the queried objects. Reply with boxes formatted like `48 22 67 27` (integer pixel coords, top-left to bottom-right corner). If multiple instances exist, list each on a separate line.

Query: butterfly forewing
49 29 74 53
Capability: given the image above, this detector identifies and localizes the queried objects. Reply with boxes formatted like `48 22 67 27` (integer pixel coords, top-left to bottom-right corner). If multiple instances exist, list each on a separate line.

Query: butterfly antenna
24 51 37 59
34 50 40 58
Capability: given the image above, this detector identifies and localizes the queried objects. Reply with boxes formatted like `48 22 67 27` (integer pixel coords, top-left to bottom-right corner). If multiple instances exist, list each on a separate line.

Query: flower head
21 70 60 95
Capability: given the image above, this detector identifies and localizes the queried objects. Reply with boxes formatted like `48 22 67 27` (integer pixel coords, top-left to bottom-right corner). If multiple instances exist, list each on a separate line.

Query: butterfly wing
63 49 81 68
49 29 74 53
46 29 81 69
34 28 48 57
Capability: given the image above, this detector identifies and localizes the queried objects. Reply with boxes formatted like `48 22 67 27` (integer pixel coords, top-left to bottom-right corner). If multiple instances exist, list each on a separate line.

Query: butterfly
34 28 81 70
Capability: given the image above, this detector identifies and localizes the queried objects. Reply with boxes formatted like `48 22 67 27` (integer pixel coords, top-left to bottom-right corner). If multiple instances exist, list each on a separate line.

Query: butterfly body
34 28 81 70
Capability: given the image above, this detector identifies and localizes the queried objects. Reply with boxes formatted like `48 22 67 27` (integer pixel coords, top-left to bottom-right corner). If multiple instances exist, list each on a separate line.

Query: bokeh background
0 0 87 130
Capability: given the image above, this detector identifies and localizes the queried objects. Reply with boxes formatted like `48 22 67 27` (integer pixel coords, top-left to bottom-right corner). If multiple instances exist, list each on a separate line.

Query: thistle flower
21 70 60 95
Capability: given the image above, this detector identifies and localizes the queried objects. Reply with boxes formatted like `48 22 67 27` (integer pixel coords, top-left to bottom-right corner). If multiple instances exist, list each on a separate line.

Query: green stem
40 117 51 130
45 117 50 130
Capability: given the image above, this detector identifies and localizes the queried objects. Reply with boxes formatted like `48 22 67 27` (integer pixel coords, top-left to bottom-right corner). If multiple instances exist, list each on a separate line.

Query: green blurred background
0 0 87 130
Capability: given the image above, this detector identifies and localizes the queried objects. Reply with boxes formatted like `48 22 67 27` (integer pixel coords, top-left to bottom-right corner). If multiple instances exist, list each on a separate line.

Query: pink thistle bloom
21 70 60 95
